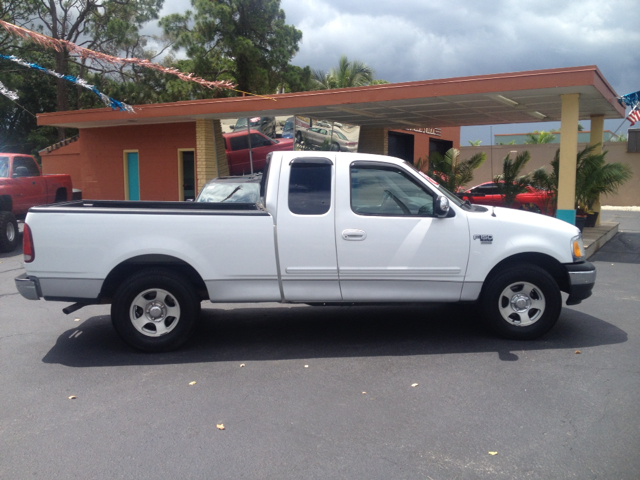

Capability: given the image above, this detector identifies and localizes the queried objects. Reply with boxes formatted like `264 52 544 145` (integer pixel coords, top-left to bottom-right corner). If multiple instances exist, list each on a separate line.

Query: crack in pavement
0 267 25 274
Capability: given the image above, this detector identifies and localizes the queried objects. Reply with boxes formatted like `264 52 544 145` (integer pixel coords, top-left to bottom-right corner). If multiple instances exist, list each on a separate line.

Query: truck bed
29 199 266 215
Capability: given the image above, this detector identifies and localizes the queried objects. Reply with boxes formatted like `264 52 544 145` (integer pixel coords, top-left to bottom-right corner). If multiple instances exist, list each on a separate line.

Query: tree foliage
420 148 486 193
23 0 164 112
161 0 303 94
311 55 381 90
531 144 633 213
494 151 531 208
524 130 556 144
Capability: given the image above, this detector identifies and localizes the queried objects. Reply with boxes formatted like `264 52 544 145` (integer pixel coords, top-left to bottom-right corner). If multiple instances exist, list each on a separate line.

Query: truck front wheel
481 265 561 340
0 211 19 253
111 268 201 352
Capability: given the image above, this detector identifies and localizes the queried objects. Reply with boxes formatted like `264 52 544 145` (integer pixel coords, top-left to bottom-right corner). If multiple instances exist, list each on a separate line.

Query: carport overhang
37 65 623 129
38 65 624 226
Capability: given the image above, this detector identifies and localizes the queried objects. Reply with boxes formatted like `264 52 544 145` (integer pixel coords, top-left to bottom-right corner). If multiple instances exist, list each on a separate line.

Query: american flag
628 106 640 126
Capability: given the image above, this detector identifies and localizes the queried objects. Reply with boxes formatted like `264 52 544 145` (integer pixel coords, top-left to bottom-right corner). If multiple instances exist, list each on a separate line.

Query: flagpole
611 103 637 139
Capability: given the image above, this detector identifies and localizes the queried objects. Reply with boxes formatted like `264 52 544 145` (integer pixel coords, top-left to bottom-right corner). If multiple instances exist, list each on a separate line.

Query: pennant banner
617 90 640 109
0 20 235 92
0 80 19 101
0 54 134 112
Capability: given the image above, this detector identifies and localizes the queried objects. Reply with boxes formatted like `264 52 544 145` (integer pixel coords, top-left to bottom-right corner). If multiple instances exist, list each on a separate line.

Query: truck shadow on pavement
41 303 627 367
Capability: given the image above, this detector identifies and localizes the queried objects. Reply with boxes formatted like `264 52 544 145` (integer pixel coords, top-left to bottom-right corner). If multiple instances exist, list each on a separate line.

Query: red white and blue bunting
0 79 19 101
0 54 134 112
0 20 235 93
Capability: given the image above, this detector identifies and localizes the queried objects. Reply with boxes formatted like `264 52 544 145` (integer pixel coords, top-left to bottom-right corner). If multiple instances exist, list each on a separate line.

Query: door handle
342 229 367 241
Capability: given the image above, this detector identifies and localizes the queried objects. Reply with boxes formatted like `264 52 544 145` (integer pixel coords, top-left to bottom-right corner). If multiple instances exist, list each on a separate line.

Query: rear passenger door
275 155 342 302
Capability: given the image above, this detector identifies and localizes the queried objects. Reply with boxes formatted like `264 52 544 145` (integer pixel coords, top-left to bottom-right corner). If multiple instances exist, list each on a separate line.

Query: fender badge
473 234 493 244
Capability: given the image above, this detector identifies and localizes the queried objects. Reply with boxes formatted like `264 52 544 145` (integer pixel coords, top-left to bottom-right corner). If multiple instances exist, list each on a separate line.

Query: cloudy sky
157 0 640 142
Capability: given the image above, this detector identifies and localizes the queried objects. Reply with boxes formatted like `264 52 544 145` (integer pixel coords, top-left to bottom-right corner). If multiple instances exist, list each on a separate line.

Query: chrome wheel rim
129 288 181 337
498 281 545 327
5 221 15 243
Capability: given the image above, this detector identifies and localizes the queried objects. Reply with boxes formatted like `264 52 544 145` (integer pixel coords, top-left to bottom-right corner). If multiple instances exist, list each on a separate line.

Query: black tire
295 131 303 143
111 268 201 352
0 211 19 253
329 142 340 151
481 264 561 340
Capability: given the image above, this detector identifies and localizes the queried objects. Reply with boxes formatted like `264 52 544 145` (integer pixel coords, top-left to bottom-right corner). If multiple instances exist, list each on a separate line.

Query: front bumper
564 261 596 305
15 273 41 300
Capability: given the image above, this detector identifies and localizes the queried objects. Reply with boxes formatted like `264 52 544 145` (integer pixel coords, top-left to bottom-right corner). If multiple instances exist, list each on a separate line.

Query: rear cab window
288 157 333 215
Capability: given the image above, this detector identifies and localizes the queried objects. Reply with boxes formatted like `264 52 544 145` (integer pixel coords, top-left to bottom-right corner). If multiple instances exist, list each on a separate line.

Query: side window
229 135 249 151
351 164 434 216
250 133 272 147
288 159 332 215
479 184 500 195
12 156 40 177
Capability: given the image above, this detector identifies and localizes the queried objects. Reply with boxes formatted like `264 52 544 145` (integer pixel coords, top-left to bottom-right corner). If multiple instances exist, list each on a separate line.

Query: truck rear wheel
0 211 19 253
481 264 561 340
111 268 201 352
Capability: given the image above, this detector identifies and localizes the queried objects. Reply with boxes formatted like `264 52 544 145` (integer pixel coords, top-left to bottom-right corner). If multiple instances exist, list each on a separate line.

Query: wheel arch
0 194 12 212
482 252 568 294
100 254 208 302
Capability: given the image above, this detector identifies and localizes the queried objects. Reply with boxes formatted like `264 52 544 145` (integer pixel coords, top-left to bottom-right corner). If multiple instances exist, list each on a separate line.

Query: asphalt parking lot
1 211 639 479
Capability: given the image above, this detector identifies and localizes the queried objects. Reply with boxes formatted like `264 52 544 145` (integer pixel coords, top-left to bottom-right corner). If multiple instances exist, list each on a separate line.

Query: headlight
571 234 585 261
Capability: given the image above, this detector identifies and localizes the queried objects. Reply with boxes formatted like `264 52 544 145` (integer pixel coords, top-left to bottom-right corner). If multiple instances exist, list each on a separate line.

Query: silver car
296 127 358 152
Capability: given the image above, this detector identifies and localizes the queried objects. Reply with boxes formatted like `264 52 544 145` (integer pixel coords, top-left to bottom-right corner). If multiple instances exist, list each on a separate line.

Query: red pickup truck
224 130 293 176
461 182 553 215
0 153 72 252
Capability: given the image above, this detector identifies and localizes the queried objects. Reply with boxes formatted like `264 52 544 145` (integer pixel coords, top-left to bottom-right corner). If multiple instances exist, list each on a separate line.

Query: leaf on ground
411 383 419 387
240 364 245 367
189 381 197 385
362 392 366 394
488 452 498 455
217 424 225 430
575 351 581 354
74 318 80 322
68 395 77 400
304 365 309 368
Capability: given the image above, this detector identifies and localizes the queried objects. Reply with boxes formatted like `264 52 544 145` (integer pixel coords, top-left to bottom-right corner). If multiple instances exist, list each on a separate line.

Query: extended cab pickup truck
15 152 596 352
1 153 72 252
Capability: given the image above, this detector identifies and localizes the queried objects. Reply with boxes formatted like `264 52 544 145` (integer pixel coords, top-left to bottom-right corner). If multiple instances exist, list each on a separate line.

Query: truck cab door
335 160 470 302
275 155 342 301
10 156 46 214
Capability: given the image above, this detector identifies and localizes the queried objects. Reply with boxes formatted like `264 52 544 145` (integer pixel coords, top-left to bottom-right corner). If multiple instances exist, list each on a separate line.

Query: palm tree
575 144 633 211
420 148 486 193
494 151 531 208
530 144 633 214
311 55 375 90
524 131 556 144
468 140 482 146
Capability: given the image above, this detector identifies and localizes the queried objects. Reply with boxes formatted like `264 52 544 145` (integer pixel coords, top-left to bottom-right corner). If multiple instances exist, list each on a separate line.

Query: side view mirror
434 195 450 218
229 126 235 130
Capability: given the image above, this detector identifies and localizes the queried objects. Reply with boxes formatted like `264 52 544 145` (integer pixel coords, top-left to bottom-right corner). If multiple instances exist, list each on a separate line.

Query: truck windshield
0 157 8 178
403 161 464 207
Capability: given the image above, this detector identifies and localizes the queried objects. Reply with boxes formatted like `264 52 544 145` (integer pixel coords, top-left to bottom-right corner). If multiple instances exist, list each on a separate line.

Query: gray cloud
282 0 639 95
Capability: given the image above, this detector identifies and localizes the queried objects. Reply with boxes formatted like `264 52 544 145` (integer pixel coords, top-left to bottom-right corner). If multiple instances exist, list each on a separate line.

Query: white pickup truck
15 152 596 352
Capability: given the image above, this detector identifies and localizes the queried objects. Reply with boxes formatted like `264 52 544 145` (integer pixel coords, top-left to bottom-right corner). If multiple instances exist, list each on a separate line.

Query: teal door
126 152 140 200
